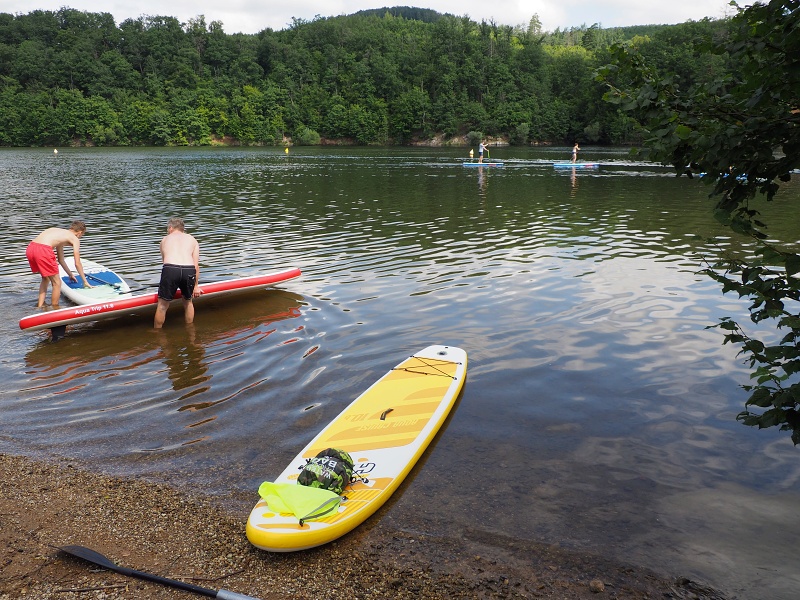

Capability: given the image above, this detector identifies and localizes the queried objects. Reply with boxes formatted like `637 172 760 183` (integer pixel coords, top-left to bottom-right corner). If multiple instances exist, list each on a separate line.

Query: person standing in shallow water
26 220 92 307
154 217 202 328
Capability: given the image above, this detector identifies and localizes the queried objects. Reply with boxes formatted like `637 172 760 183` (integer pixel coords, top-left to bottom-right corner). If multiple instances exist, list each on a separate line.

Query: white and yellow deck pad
246 345 468 551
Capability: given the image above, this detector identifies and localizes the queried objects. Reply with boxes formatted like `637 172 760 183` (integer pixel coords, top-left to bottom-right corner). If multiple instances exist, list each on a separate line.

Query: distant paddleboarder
572 142 580 163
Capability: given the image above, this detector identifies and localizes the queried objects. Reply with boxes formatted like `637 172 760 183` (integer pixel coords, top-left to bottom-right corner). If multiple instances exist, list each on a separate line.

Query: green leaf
675 124 692 139
713 208 732 226
774 391 795 408
737 411 761 427
786 255 800 277
758 408 786 428
746 387 773 408
757 247 784 264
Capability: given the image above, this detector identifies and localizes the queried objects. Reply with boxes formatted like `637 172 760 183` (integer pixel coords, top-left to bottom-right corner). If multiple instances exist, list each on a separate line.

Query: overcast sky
3 0 735 34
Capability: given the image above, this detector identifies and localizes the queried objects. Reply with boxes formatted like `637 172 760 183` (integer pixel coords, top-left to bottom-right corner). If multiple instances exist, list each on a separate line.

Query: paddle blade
59 545 119 571
58 545 261 599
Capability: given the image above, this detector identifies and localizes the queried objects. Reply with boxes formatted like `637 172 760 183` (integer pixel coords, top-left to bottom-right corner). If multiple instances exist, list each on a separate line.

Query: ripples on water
2 147 800 599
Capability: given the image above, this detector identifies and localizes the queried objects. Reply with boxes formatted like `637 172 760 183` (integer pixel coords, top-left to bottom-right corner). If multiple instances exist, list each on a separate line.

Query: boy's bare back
32 227 80 249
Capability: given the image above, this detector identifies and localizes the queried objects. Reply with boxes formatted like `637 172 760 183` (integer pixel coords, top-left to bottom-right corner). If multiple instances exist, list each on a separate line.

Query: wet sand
0 453 726 599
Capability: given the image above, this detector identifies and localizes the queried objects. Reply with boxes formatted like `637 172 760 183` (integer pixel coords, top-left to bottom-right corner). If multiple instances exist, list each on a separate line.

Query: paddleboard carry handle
298 496 342 525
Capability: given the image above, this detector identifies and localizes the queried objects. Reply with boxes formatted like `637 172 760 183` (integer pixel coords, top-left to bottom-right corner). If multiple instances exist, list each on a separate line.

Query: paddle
85 273 160 295
58 545 260 600
85 273 120 287
124 284 159 294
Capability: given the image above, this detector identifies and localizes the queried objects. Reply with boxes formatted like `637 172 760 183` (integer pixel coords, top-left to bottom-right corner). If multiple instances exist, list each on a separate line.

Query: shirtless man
26 220 91 307
154 217 202 328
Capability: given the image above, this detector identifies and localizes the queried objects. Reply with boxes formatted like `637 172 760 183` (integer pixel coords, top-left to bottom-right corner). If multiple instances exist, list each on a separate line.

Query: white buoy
53 148 58 155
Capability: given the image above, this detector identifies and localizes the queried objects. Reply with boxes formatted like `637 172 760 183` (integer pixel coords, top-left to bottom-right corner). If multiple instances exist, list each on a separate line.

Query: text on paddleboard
74 303 116 315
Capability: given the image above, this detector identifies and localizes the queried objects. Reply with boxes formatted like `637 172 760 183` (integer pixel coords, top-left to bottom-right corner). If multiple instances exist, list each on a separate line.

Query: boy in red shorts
26 220 92 307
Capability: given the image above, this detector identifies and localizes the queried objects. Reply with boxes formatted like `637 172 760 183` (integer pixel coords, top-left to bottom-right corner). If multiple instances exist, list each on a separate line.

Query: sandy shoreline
0 453 726 599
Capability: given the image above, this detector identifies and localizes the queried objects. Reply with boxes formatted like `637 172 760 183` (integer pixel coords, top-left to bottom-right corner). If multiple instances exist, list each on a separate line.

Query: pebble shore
0 453 727 599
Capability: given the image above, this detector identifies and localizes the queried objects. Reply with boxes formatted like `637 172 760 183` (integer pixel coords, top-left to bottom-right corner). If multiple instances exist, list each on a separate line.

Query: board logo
75 303 115 315
354 462 375 476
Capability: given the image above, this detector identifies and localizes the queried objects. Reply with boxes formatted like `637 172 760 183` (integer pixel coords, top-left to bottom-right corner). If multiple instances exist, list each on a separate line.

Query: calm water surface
2 146 800 599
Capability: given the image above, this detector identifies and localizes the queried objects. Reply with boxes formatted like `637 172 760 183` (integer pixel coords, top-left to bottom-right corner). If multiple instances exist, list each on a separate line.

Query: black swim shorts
158 263 196 301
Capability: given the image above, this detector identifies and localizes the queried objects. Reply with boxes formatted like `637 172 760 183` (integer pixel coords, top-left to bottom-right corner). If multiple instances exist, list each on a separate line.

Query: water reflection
22 292 304 431
570 167 578 197
156 324 209 396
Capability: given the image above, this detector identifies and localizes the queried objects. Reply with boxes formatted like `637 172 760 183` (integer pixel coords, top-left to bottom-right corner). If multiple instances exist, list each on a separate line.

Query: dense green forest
0 6 731 147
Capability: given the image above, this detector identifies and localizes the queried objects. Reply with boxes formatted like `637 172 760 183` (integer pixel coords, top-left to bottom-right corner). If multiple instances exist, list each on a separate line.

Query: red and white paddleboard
19 267 302 334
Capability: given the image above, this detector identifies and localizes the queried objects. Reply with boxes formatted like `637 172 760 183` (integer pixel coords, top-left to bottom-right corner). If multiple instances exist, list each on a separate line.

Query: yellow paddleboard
246 344 468 552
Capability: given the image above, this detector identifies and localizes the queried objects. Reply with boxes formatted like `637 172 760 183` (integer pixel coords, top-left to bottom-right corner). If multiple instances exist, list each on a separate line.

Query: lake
2 146 799 599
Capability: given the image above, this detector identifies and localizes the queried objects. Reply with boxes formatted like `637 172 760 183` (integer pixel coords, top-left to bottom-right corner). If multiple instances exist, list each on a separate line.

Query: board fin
50 325 67 341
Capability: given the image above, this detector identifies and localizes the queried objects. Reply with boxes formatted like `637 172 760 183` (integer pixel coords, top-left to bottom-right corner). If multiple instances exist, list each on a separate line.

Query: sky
2 0 736 34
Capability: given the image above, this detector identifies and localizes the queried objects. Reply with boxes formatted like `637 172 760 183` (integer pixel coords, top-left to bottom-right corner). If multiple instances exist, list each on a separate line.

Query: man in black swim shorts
158 264 196 301
154 217 202 328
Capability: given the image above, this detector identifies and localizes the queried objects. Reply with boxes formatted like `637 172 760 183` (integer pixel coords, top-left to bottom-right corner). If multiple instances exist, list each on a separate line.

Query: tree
388 87 430 141
527 14 543 38
581 23 600 50
597 0 800 441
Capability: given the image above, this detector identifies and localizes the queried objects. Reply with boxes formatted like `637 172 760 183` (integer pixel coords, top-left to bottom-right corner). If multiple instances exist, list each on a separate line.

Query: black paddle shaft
59 545 260 599
113 564 217 597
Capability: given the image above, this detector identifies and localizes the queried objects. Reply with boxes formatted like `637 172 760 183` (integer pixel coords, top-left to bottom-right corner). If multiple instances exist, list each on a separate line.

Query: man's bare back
160 230 200 267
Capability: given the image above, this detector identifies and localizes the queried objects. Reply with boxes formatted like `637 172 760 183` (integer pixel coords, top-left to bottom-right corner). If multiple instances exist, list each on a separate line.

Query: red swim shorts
26 242 58 277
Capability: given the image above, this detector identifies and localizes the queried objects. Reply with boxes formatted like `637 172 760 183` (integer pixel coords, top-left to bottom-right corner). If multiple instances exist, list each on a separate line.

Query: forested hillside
0 7 730 147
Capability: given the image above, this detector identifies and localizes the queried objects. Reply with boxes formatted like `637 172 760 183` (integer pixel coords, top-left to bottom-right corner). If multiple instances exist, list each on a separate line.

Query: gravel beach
0 453 727 599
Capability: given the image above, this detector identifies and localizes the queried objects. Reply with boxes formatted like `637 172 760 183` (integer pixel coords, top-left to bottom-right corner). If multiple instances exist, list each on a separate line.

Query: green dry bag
297 448 354 495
